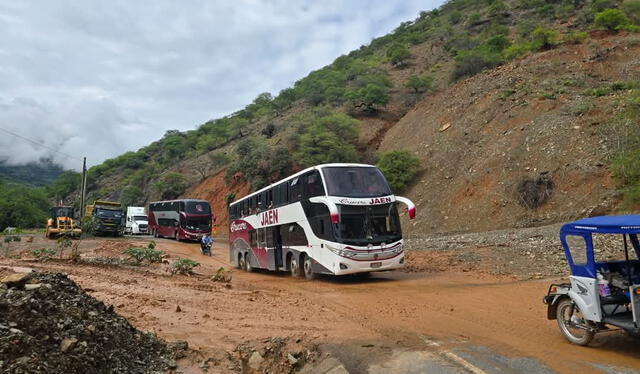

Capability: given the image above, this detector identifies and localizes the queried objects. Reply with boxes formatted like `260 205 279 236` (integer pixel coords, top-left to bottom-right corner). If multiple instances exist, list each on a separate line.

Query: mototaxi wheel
556 298 595 346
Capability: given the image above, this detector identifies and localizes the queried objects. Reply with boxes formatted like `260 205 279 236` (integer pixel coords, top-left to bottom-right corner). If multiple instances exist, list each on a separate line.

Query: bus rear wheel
244 253 253 272
303 255 316 280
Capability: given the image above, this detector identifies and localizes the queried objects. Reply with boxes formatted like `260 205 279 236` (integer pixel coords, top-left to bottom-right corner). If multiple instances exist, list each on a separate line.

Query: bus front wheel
290 256 302 278
303 255 316 280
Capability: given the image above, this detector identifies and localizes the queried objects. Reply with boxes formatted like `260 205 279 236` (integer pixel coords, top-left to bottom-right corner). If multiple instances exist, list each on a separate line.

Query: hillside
69 0 640 234
0 161 64 187
381 32 640 235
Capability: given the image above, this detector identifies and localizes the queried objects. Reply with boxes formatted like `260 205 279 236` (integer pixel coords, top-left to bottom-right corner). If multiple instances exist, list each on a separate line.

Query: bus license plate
371 262 382 268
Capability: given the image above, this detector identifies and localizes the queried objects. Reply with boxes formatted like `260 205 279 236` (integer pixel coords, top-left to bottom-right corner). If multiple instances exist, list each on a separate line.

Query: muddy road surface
1 235 639 373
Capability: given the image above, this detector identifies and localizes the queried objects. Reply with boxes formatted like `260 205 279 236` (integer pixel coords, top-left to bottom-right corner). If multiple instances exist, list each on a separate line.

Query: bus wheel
237 253 243 269
153 229 158 238
303 255 316 280
244 253 253 272
290 256 301 278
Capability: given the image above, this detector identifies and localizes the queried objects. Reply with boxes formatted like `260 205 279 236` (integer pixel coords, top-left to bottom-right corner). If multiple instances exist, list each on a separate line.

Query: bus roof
229 163 377 207
149 198 210 205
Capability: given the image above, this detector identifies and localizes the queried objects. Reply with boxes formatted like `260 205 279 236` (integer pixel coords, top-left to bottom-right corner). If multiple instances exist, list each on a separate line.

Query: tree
227 138 292 191
120 185 144 207
345 83 390 112
376 150 421 192
594 9 631 30
0 184 50 230
47 170 81 200
386 43 411 67
404 74 434 93
293 113 360 167
156 173 188 200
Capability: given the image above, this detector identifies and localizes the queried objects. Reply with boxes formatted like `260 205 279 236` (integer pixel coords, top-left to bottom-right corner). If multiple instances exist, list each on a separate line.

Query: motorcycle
201 241 212 256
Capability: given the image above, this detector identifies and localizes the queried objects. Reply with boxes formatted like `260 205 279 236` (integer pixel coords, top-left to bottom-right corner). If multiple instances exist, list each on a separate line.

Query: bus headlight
326 245 357 259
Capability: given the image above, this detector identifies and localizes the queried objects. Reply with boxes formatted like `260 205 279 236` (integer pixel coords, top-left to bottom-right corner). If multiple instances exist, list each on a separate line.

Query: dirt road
1 236 639 373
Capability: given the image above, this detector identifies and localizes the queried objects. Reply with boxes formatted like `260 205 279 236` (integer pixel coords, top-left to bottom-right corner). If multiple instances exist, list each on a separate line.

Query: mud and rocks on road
0 270 185 374
233 337 319 374
2 234 639 373
404 222 638 280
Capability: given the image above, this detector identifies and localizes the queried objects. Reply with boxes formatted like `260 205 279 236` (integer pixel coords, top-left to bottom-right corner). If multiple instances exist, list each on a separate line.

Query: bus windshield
184 216 211 231
322 167 392 198
335 203 401 246
134 216 147 222
186 201 211 214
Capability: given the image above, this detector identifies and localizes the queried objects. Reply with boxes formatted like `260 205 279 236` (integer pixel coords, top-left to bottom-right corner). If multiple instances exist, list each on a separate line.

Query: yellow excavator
46 206 81 239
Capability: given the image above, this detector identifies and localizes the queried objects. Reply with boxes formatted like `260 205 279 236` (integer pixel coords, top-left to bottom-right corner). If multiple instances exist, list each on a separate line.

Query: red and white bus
228 163 416 279
148 199 213 241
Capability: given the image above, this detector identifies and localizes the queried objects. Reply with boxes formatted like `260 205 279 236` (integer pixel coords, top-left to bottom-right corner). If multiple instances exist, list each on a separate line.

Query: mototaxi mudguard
543 283 571 320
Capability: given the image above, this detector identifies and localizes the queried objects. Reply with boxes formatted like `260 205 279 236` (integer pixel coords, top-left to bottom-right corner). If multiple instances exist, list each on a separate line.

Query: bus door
266 226 283 271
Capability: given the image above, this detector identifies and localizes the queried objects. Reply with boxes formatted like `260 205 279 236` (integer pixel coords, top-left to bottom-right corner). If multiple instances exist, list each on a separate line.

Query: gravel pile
405 223 638 278
0 271 180 374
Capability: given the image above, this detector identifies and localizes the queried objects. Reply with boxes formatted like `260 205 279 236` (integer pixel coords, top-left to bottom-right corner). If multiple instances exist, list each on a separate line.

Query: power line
0 126 83 162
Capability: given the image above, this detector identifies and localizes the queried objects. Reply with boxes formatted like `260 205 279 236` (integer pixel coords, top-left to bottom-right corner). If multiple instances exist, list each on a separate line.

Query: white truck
125 207 148 235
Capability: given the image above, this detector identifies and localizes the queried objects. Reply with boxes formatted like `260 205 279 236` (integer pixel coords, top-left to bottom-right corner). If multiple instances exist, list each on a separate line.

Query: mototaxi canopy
560 215 640 278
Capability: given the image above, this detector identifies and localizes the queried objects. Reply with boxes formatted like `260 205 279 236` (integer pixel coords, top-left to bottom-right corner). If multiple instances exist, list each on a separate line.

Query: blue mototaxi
543 215 640 345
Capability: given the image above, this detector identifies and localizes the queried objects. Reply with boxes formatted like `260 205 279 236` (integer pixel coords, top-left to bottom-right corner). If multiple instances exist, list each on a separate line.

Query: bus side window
273 185 280 206
305 171 324 198
289 177 301 203
279 182 288 206
267 189 273 209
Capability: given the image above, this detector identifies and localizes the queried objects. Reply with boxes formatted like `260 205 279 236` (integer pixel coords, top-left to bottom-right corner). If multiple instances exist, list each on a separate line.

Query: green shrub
123 247 163 264
32 248 57 262
226 138 292 191
503 43 531 60
171 258 200 275
564 31 589 44
623 0 640 24
386 43 411 67
451 50 502 81
376 150 421 192
211 267 232 283
155 172 188 200
530 27 561 50
404 74 434 93
147 241 156 249
595 9 631 30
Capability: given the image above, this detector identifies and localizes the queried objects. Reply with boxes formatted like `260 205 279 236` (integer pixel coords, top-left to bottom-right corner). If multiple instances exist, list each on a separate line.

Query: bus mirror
395 196 416 220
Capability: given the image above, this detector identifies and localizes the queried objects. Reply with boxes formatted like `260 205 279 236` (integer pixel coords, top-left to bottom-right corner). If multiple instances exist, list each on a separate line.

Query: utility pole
80 157 87 218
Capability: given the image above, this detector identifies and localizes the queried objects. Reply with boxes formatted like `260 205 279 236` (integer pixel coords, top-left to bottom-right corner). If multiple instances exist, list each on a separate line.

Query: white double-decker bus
228 163 415 279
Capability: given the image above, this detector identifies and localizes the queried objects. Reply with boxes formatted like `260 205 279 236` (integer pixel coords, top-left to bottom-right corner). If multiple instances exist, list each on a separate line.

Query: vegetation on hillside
29 0 640 227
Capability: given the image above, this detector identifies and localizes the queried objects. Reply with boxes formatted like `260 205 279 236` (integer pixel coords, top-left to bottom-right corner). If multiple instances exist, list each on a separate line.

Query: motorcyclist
201 233 213 255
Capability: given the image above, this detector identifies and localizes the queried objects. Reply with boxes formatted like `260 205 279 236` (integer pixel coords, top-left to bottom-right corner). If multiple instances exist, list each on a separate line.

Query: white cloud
0 0 444 171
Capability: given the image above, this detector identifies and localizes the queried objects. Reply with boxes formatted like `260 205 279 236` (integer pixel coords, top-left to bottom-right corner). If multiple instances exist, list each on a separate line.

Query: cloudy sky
0 0 444 171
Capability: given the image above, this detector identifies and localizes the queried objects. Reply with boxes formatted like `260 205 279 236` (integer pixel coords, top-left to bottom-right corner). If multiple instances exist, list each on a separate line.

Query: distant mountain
0 160 65 187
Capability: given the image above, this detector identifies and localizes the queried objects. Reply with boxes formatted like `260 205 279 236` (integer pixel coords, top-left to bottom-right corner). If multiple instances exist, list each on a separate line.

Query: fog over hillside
0 0 443 170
